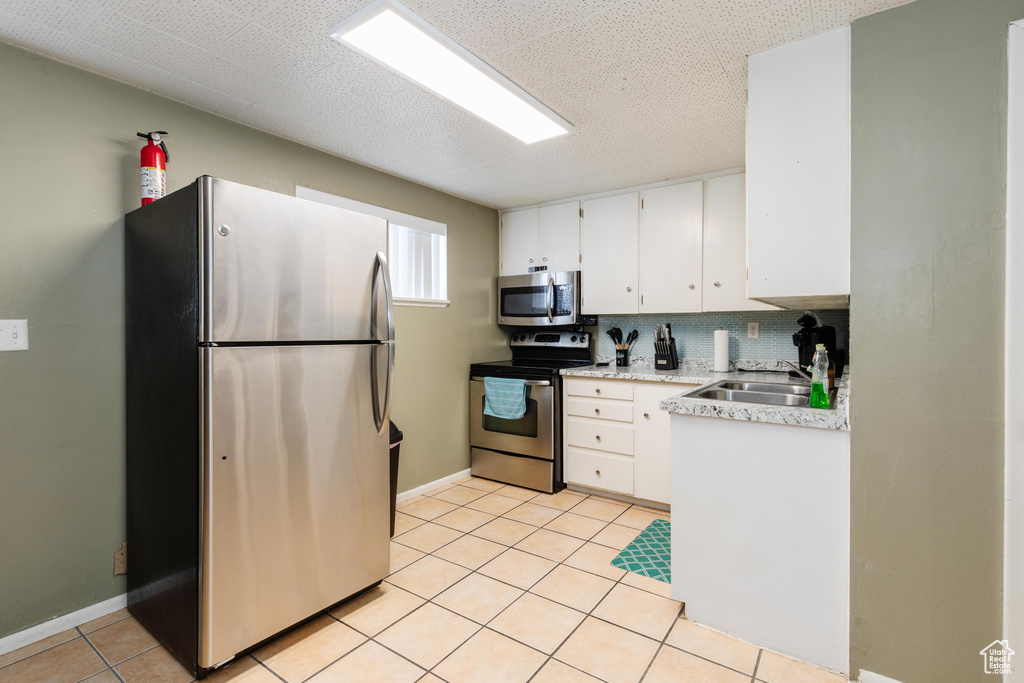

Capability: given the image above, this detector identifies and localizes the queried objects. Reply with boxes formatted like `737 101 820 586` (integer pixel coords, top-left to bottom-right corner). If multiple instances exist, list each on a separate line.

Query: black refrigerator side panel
125 180 201 676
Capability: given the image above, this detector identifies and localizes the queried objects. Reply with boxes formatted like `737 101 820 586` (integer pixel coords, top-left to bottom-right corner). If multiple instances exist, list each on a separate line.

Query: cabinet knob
714 281 721 287
595 408 601 415
688 284 695 290
595 388 601 395
595 435 602 442
529 258 534 263
542 257 548 262
644 412 650 419
596 470 601 476
626 286 632 292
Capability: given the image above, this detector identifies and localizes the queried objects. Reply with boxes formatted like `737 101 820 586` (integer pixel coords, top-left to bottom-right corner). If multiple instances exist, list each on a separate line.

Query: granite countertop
560 358 850 432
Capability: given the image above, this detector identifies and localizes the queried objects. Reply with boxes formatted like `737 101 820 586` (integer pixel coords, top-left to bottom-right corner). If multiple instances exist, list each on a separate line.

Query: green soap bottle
809 343 830 409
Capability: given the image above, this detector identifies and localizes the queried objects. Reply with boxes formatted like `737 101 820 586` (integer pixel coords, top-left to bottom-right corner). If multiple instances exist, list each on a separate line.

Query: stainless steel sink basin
685 379 833 409
717 381 811 396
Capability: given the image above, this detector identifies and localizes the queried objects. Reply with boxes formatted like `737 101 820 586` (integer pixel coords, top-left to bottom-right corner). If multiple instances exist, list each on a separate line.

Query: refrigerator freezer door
199 345 389 668
203 177 388 343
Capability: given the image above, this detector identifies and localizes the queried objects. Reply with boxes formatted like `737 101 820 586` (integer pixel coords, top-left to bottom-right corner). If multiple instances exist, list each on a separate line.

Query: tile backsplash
597 309 850 362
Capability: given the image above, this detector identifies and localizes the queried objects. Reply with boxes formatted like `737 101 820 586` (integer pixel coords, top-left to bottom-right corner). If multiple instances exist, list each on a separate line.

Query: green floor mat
611 519 671 583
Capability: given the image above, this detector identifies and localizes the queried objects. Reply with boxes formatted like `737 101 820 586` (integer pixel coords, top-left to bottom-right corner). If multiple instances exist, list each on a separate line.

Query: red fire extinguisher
137 131 169 205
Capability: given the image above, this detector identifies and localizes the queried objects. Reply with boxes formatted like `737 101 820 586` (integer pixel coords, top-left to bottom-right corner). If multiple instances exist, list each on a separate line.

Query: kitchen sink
685 379 834 409
717 381 811 396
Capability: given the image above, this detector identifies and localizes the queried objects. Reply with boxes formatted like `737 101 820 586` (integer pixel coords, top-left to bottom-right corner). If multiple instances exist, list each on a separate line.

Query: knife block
655 338 679 370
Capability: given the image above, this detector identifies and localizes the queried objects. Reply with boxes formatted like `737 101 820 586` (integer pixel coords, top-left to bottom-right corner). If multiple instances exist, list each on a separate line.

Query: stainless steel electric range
469 330 592 493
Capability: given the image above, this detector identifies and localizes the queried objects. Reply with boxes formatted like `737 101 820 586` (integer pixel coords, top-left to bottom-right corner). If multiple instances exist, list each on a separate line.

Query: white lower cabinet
566 416 634 455
562 377 697 505
633 384 686 504
564 448 634 495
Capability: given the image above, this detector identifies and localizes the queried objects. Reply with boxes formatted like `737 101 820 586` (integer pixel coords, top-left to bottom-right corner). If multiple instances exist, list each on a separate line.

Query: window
388 222 447 302
296 186 449 307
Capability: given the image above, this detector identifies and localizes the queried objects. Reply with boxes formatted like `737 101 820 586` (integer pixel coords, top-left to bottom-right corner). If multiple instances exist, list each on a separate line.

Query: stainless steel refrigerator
125 176 394 677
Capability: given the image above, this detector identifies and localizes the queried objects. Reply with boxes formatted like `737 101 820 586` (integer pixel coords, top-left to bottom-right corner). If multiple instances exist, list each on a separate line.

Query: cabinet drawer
565 447 633 495
564 379 634 400
565 416 634 455
566 397 634 423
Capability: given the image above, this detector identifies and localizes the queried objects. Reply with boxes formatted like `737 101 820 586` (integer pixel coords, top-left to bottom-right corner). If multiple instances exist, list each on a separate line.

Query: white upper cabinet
500 201 579 276
703 174 777 312
538 201 581 273
499 208 538 276
581 193 639 314
640 181 703 313
746 26 851 309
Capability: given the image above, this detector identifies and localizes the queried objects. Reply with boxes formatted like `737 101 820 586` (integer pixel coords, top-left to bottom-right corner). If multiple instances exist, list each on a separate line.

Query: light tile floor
0 477 847 683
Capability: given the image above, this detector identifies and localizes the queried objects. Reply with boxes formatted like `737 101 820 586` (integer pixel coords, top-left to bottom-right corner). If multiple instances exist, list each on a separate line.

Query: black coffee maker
792 312 840 376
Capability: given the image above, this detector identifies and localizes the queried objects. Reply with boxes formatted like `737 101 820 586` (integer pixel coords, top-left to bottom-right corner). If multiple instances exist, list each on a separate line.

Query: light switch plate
0 320 28 351
747 322 759 339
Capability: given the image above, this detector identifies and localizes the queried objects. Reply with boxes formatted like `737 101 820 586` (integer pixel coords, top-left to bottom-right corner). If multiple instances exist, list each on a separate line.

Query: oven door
470 377 554 460
497 271 579 327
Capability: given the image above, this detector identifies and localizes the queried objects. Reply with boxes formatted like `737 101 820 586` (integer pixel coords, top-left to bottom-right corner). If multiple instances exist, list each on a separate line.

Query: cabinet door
746 27 850 307
581 193 639 314
538 201 580 273
500 209 539 276
634 383 691 505
703 174 777 312
639 182 703 313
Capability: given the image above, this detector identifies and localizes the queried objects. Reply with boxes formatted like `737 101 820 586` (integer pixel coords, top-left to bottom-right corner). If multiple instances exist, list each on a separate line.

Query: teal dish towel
483 377 528 420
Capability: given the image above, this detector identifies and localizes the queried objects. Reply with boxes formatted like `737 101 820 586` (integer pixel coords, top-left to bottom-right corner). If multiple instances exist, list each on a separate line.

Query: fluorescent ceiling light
329 0 573 144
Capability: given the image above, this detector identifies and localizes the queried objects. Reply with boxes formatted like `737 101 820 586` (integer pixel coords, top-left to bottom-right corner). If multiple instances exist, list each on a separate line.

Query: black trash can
389 420 403 537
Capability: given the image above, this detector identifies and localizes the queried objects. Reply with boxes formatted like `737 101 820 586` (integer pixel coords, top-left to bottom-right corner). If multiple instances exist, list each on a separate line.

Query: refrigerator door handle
382 341 394 431
371 251 395 342
371 251 395 434
371 341 394 434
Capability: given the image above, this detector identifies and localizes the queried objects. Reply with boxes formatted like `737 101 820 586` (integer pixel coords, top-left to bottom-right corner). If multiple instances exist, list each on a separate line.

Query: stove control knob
511 335 517 342
571 335 577 342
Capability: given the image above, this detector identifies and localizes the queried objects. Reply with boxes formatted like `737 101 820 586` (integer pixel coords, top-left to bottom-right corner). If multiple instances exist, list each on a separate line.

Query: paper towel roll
714 329 729 372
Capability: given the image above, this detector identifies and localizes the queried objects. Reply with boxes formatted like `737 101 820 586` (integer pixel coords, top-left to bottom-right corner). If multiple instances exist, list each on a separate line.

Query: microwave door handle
546 277 554 322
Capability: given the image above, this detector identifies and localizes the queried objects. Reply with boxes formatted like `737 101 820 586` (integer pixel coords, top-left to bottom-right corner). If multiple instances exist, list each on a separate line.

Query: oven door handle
546 277 555 322
471 377 550 386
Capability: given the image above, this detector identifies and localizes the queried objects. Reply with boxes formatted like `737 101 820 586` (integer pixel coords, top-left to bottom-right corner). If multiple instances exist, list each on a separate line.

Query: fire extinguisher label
141 166 165 200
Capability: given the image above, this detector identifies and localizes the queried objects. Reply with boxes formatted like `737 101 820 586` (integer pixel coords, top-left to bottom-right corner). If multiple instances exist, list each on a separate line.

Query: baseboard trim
0 593 127 658
396 468 472 503
857 670 904 683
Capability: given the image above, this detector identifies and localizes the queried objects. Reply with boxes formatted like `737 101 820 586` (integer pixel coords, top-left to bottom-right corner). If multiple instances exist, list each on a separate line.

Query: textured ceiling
0 0 913 208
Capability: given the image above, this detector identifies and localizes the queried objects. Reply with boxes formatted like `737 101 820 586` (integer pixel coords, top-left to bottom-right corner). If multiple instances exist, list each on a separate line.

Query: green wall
850 0 1023 680
0 42 507 638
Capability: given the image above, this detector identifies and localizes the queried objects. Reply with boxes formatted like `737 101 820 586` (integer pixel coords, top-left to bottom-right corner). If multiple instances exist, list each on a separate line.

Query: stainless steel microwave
497 271 580 327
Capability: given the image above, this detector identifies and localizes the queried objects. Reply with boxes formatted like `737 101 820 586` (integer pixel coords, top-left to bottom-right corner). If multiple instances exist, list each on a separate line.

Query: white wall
1005 19 1024 683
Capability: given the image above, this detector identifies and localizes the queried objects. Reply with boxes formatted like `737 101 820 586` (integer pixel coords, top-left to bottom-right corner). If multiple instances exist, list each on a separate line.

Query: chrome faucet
781 360 812 381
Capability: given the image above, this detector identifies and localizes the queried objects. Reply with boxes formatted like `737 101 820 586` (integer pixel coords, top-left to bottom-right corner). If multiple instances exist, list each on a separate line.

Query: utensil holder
615 348 630 367
655 339 678 370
